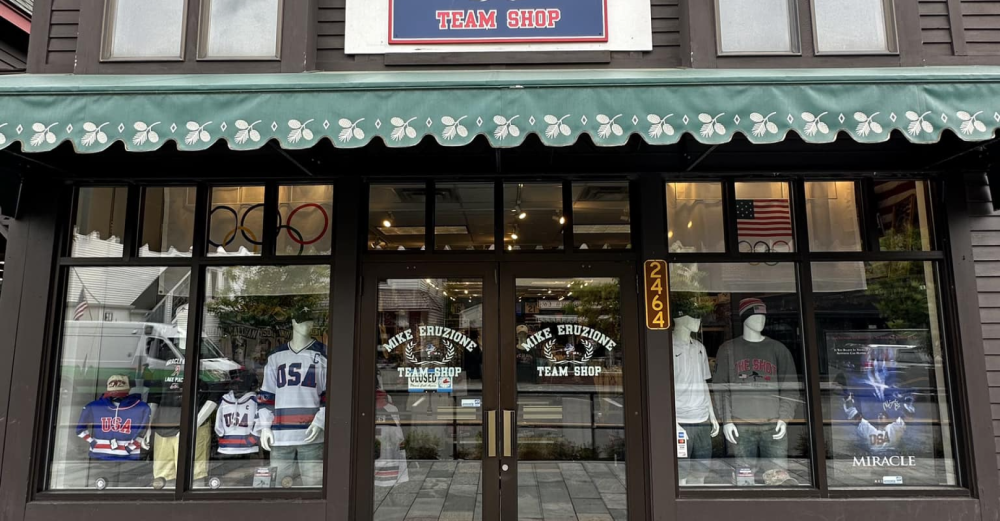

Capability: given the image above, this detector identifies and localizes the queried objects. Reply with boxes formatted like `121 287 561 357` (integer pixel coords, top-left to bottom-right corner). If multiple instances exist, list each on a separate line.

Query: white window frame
196 0 284 61
100 0 189 62
714 0 801 56
810 0 899 55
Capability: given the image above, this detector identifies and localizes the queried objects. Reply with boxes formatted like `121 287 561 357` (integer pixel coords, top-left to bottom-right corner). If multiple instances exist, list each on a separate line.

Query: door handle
487 410 497 458
503 410 514 457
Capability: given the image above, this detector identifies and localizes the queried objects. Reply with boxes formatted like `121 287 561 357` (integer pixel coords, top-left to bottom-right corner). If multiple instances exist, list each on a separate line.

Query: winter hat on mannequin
738 298 767 319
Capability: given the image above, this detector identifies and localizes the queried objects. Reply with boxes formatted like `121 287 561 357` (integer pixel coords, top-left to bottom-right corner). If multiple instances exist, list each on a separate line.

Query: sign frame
643 259 670 330
387 0 610 45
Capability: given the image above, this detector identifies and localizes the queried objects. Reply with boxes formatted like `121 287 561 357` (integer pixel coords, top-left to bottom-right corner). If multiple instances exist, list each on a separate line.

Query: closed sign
643 260 669 330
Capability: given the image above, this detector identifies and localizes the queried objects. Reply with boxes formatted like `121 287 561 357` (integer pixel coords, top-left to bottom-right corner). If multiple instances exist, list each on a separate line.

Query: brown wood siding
921 0 955 56
965 172 1000 473
0 40 26 72
963 0 1000 54
316 0 681 70
46 0 80 71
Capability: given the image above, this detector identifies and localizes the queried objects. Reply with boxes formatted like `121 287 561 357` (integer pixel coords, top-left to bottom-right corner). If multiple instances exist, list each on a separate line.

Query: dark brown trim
25 0 53 73
0 180 60 521
894 0 925 67
942 173 1000 518
946 0 969 57
326 176 361 521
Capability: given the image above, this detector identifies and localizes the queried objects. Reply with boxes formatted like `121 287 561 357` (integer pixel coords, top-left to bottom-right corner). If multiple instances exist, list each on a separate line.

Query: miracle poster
824 330 954 487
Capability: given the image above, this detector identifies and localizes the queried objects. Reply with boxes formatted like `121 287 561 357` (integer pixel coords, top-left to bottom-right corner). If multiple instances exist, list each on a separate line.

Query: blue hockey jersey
842 347 916 450
76 394 151 461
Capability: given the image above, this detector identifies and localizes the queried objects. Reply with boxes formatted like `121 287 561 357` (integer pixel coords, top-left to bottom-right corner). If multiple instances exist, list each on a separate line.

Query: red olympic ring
286 203 330 245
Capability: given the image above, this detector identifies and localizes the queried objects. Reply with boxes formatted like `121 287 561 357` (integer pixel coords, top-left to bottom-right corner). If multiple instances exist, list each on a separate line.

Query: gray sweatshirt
712 336 799 424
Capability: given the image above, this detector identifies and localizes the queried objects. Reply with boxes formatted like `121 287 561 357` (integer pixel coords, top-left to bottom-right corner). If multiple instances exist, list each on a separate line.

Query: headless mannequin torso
722 315 787 445
260 319 324 450
673 315 720 437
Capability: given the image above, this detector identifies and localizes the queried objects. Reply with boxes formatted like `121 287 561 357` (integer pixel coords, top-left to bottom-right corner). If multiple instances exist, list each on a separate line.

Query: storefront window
140 187 195 257
435 182 495 251
277 184 334 256
874 180 935 252
572 181 631 250
47 266 191 490
813 261 958 488
806 181 862 252
208 186 265 257
504 182 563 251
369 184 426 251
72 187 129 258
667 182 725 253
198 265 330 489
669 262 811 487
373 278 485 518
735 182 795 254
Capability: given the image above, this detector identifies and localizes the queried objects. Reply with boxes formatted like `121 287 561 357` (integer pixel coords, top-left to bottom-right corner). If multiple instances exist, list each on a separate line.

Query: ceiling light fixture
382 212 394 228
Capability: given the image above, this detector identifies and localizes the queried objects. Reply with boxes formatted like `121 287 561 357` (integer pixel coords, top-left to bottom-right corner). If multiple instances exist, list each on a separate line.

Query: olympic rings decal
737 240 791 266
209 203 330 255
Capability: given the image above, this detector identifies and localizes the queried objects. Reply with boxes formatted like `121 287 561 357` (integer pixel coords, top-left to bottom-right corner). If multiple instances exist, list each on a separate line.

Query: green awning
1 67 1000 153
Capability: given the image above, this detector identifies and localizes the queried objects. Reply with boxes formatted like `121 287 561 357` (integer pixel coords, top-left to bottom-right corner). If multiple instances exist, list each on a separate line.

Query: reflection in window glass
813 261 957 488
813 0 890 53
208 186 265 257
198 265 330 488
140 187 195 257
806 181 862 252
48 266 191 490
667 182 725 253
200 0 281 59
735 182 795 254
436 183 494 251
369 184 426 251
504 183 563 251
515 277 626 517
572 181 631 250
104 0 185 59
874 180 934 252
72 187 129 258
669 263 810 487
278 185 333 256
717 0 795 53
374 278 484 517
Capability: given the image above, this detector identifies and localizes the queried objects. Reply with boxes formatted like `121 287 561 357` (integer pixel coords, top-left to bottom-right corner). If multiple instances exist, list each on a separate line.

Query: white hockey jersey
214 391 262 455
857 417 906 452
258 341 327 446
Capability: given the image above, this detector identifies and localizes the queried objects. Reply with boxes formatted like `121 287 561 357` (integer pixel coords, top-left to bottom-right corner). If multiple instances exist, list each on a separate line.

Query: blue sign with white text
389 0 608 44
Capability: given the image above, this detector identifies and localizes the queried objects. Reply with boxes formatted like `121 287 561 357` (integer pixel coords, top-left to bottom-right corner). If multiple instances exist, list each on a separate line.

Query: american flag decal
735 198 793 245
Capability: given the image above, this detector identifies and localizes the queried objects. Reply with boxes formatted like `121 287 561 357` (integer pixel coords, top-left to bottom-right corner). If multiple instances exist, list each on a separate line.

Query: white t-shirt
673 337 712 424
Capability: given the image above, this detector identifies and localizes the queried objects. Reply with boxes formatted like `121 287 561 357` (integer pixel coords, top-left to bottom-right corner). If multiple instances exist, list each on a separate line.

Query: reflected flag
74 288 89 321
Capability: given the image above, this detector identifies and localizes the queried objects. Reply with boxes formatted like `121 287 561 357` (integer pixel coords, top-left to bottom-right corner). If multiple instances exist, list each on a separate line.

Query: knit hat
105 375 130 397
738 298 767 319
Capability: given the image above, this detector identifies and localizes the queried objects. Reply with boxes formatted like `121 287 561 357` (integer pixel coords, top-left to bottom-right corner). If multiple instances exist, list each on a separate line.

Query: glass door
357 263 500 521
499 263 644 521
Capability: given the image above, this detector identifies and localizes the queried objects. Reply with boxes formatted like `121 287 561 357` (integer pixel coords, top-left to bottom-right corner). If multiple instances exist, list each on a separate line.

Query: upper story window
102 0 187 61
715 0 897 55
716 0 799 54
812 0 897 54
198 0 283 60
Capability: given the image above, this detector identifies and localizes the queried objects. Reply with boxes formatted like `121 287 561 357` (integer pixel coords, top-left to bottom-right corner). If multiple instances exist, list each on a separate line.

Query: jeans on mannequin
271 443 324 487
731 423 787 477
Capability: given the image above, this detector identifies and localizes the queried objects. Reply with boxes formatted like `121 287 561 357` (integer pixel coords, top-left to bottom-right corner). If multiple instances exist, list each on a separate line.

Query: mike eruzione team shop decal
388 0 609 44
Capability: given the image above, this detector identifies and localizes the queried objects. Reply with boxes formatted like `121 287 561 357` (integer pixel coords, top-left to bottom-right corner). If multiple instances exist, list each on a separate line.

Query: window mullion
796 261 830 495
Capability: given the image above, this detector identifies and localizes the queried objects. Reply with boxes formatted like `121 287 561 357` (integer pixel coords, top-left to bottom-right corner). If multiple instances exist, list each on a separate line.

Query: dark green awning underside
1 67 1000 153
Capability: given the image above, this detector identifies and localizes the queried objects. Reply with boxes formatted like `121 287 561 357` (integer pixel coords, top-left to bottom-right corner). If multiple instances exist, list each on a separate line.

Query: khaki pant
153 422 210 481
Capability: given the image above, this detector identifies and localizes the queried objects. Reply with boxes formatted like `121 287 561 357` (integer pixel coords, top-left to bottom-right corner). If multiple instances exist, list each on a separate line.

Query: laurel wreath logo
404 340 457 366
542 339 595 366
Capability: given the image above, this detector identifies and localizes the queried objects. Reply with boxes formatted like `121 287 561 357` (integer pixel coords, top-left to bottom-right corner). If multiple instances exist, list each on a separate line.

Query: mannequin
713 298 799 485
258 318 327 488
144 352 217 489
672 314 719 485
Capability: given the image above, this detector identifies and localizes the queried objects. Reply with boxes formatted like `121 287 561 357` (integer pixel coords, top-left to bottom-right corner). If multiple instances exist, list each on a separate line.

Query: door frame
498 260 646 521
354 260 501 521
